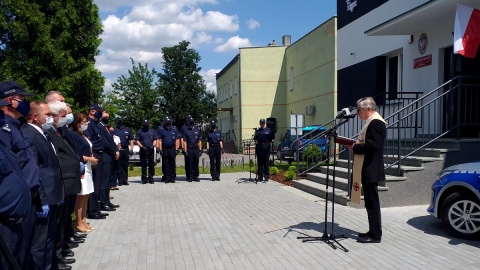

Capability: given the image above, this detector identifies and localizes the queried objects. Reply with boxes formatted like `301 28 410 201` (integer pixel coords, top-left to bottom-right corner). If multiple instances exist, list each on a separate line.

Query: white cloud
95 1 241 89
246 18 260 29
214 35 252 53
201 68 221 93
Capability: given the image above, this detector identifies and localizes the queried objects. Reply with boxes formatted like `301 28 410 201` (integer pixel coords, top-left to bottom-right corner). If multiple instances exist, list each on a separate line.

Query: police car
427 161 480 239
129 140 161 165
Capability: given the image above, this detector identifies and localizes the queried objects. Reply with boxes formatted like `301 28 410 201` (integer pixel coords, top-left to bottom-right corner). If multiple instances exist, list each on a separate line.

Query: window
289 67 294 91
386 54 403 100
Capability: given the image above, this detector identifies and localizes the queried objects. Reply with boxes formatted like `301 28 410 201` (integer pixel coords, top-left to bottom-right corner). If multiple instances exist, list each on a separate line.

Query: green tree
158 40 216 129
111 58 162 131
0 0 104 111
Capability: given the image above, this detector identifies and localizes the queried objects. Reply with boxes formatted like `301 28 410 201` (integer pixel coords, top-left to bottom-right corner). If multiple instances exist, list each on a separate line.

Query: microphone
336 106 354 119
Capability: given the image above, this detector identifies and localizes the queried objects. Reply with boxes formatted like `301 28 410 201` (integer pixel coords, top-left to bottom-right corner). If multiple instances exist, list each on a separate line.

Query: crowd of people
0 80 233 269
0 81 132 270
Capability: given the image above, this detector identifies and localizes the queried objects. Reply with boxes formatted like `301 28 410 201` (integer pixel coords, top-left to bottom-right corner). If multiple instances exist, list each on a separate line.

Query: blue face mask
66 113 74 124
93 111 102 120
15 100 31 116
42 116 54 131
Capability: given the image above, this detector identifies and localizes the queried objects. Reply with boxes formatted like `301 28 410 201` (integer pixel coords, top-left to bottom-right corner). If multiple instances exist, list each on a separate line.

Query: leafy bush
270 166 279 175
284 170 296 181
288 166 297 172
303 144 323 162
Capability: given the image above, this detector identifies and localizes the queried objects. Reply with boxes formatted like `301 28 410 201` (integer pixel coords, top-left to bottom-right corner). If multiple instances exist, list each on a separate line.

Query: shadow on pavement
407 215 480 247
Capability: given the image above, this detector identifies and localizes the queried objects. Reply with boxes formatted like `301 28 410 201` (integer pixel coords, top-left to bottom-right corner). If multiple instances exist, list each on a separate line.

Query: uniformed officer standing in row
254 118 274 181
136 119 158 184
180 115 196 180
112 116 134 186
0 98 32 270
157 116 180 183
0 81 41 269
205 120 224 181
182 118 202 182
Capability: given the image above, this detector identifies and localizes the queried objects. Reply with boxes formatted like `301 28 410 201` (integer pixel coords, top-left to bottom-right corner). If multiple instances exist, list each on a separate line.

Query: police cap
0 81 34 99
259 118 266 124
89 103 104 111
188 118 195 126
143 119 149 125
0 100 10 106
163 116 172 125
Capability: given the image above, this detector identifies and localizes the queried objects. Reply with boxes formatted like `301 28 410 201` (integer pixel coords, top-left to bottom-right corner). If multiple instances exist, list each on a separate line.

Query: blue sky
94 0 337 92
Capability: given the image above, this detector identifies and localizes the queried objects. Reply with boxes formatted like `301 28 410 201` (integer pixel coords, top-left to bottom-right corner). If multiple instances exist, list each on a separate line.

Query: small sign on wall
414 54 432 69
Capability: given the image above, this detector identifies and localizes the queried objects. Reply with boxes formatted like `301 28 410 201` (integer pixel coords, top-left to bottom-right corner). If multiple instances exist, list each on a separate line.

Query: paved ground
71 172 480 270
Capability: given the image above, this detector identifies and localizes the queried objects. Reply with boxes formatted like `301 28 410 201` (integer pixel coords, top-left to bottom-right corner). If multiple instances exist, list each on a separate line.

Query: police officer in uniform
112 116 134 186
205 120 224 181
85 103 107 220
254 118 274 181
0 98 32 269
0 81 42 269
182 118 202 182
136 119 158 184
180 115 196 180
157 116 180 183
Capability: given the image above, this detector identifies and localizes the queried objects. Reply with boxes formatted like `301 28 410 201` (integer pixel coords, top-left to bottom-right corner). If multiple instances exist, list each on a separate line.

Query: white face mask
79 123 88 132
66 113 74 124
41 116 54 131
57 116 67 127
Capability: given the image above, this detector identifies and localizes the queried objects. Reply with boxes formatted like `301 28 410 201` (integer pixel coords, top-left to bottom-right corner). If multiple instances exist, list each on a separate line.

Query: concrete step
384 147 460 158
292 179 350 206
319 161 416 177
305 172 390 191
385 139 461 150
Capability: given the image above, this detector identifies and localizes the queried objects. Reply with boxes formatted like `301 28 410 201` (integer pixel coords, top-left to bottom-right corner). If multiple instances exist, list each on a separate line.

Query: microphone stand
238 130 257 184
297 117 351 252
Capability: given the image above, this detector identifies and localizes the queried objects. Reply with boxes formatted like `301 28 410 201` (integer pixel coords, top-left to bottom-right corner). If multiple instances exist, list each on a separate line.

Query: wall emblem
346 0 358 12
418 33 428 55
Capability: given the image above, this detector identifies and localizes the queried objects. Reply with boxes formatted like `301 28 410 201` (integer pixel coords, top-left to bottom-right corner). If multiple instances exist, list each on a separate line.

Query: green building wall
216 17 337 148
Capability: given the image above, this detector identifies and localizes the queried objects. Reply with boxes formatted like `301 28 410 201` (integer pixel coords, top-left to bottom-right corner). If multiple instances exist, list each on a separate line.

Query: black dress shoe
61 250 74 258
67 237 84 244
187 179 192 182
88 214 106 219
58 263 72 270
100 205 116 211
74 232 87 238
60 257 76 264
107 202 120 208
67 242 79 249
124 182 129 185
100 212 109 216
357 232 371 238
357 235 381 243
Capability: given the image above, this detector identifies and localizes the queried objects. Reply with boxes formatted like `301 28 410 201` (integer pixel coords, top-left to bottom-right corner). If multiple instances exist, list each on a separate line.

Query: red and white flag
454 4 480 58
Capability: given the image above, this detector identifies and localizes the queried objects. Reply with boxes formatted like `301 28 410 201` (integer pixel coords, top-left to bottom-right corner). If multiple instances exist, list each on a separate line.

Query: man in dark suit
347 97 386 244
21 101 65 270
46 100 81 269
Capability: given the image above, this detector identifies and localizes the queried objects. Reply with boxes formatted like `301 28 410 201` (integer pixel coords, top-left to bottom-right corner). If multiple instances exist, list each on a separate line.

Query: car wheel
441 191 480 239
276 150 283 160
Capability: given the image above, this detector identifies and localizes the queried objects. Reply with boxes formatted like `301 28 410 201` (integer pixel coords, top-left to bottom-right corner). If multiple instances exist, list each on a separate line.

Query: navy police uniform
112 117 134 186
0 82 41 269
254 119 274 181
0 107 32 270
136 120 158 183
84 114 105 218
182 119 201 182
205 121 223 181
157 117 180 183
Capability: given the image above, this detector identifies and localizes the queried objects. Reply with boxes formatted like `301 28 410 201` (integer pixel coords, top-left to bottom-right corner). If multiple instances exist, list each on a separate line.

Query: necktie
44 132 51 142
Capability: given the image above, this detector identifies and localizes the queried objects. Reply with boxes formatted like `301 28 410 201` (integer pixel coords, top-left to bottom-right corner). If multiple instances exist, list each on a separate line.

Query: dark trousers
117 149 130 184
256 143 270 180
53 202 68 268
363 182 382 239
88 152 103 216
184 151 191 178
63 194 76 240
140 147 155 180
0 222 22 269
0 204 34 270
162 148 176 180
187 148 200 180
30 204 59 270
208 146 221 179
101 154 114 205
18 202 36 270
